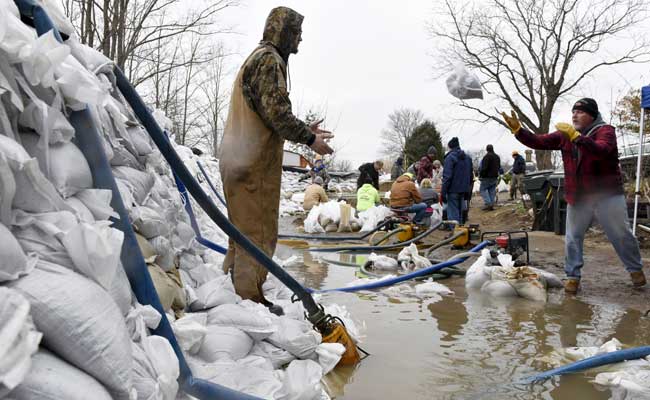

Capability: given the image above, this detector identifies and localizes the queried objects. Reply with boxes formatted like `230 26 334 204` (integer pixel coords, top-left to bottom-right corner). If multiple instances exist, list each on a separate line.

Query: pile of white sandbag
303 200 361 234
0 2 362 398
465 250 563 302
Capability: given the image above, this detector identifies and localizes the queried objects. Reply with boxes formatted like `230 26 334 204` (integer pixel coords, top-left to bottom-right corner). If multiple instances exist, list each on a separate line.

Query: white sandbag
529 267 563 289
59 221 124 290
112 166 155 205
0 288 41 397
11 210 77 267
7 349 112 400
267 317 322 359
304 205 324 234
0 223 36 282
191 275 241 310
367 252 398 271
506 266 547 302
131 335 179 400
315 343 345 375
64 196 95 222
480 280 518 297
397 243 430 271
206 302 276 341
126 126 153 156
446 65 483 100
0 135 71 213
20 132 93 198
7 260 133 399
358 205 393 232
198 326 254 362
111 144 142 169
115 178 137 211
0 152 16 225
133 206 170 239
276 359 324 400
465 249 492 289
179 255 220 288
149 236 175 272
171 312 207 355
172 221 196 251
414 279 454 297
249 341 296 369
75 189 118 221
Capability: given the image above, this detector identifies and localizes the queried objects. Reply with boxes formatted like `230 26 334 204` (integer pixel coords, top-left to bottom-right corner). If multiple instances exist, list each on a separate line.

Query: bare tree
380 108 424 159
429 0 650 169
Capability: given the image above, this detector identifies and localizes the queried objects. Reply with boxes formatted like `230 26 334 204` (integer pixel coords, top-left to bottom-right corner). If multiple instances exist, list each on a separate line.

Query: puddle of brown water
276 246 650 400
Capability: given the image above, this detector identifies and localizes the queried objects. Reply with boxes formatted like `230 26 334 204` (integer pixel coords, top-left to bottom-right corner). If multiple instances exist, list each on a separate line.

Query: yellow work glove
500 111 521 134
555 122 580 142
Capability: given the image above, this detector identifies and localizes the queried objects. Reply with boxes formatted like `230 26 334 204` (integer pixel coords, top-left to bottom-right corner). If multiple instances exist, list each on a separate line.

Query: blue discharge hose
196 161 227 207
311 240 490 293
522 346 650 384
113 67 328 325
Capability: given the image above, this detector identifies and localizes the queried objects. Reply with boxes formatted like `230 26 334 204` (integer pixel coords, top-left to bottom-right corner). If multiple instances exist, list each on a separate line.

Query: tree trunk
535 150 553 170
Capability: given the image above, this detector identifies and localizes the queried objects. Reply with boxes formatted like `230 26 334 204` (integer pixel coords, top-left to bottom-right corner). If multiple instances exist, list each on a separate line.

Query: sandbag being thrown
6 260 133 399
446 65 483 100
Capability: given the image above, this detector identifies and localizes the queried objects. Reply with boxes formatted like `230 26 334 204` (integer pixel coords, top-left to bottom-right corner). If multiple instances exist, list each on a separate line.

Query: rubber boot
564 278 580 294
631 271 647 288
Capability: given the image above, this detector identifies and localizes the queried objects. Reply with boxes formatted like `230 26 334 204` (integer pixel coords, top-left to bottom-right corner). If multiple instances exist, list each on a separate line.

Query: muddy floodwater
276 246 650 400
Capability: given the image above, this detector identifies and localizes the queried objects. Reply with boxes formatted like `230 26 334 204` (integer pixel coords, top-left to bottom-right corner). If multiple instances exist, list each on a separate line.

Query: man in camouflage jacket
219 7 333 311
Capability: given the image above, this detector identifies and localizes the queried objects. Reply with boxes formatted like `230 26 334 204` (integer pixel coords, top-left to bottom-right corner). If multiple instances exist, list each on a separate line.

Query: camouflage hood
261 6 304 61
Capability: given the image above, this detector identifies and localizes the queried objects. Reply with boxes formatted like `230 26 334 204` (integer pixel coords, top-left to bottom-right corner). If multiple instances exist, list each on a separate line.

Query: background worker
391 156 405 180
478 144 501 211
417 146 438 183
442 137 473 225
510 150 526 200
357 160 383 190
307 157 330 187
389 172 428 224
303 176 329 211
502 98 646 293
419 178 438 206
219 6 334 313
356 175 381 212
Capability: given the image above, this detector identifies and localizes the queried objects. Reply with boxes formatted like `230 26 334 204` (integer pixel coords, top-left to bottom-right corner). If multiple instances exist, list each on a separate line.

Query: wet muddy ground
277 201 650 399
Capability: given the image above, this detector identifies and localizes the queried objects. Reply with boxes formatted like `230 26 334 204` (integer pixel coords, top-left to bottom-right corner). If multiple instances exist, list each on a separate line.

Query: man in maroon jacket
501 98 646 293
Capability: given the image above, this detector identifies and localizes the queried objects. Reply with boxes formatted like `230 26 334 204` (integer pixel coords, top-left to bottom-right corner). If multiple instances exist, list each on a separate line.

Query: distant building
282 149 309 168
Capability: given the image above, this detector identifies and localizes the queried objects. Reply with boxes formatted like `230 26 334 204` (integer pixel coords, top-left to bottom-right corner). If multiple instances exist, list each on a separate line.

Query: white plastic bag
446 65 483 100
397 243 430 271
304 205 324 234
7 260 133 399
465 249 492 289
367 252 398 270
7 349 112 400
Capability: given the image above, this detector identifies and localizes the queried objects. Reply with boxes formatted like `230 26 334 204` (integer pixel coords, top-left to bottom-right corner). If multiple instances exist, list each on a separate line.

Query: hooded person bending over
219 7 333 313
501 98 646 293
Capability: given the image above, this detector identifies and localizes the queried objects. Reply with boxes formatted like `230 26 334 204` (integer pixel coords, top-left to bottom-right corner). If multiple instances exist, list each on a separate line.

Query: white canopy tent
632 86 650 235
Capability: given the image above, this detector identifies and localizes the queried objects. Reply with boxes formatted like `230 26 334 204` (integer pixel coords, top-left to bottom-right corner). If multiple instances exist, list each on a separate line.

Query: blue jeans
479 178 497 206
406 202 428 223
565 194 643 279
446 193 464 224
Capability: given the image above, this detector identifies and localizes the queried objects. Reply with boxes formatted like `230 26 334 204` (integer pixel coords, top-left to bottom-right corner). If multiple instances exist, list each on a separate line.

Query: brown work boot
564 278 580 294
631 271 647 288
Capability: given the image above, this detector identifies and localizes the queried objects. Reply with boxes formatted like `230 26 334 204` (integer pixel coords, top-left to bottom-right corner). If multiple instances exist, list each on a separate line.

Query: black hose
370 227 405 245
278 219 391 241
424 230 465 258
114 67 325 323
307 220 443 253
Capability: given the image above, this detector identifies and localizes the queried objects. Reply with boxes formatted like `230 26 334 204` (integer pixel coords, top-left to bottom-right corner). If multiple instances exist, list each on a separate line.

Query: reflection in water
280 248 650 400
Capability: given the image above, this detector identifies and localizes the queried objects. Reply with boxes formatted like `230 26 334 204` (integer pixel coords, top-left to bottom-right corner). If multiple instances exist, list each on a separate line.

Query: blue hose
522 346 650 384
311 240 489 293
173 171 227 255
18 4 259 399
196 161 227 207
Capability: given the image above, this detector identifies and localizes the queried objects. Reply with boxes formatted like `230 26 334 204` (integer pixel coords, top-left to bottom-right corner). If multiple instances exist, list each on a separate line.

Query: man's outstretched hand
309 119 334 155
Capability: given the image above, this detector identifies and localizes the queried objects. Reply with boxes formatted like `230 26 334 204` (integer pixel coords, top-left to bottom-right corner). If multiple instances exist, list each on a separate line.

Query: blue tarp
642 86 650 109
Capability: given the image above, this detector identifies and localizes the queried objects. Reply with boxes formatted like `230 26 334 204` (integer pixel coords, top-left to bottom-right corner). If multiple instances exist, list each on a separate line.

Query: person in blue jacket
442 137 473 225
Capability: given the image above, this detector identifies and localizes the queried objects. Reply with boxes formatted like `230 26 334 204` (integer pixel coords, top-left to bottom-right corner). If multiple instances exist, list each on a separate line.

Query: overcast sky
217 0 649 165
